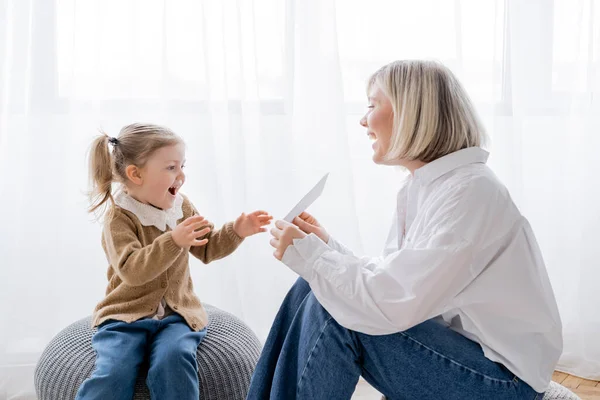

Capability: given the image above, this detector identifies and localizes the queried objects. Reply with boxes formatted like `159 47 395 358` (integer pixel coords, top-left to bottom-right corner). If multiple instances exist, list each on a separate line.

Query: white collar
413 147 489 185
114 190 184 231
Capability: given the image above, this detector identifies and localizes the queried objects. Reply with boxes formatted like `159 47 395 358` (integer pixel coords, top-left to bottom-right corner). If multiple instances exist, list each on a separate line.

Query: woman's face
360 84 395 165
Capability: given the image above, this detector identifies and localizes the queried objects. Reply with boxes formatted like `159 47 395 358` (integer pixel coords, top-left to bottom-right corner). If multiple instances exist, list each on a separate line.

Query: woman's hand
172 215 212 249
269 220 307 260
233 210 273 238
292 212 329 244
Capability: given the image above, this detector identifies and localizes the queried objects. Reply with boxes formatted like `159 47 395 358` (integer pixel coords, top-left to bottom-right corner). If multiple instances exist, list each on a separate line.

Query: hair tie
108 137 119 146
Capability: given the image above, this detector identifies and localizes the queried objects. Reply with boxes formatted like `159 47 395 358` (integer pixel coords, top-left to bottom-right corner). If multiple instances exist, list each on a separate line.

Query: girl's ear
125 164 143 186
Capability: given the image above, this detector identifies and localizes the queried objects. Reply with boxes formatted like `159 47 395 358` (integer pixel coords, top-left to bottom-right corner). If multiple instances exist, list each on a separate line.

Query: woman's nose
359 115 367 127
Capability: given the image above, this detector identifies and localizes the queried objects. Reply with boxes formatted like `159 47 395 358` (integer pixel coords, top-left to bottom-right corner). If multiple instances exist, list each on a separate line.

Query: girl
76 123 272 400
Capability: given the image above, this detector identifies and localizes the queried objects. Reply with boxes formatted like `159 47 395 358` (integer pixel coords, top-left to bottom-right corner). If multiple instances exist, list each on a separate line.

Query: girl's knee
156 340 198 366
96 361 138 385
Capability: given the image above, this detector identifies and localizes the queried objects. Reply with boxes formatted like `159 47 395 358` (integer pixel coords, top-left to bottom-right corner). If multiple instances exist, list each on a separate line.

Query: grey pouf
34 305 262 400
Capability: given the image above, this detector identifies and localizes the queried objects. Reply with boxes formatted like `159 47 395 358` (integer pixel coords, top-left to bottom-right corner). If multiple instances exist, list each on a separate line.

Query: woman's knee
287 277 312 301
303 292 330 317
297 292 344 335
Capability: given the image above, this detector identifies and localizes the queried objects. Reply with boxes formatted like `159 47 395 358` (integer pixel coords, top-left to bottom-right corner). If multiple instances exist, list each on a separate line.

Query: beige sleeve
181 196 244 264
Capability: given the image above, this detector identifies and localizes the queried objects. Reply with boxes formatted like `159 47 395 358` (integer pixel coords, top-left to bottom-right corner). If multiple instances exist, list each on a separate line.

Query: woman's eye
181 164 186 169
167 166 176 170
367 105 374 109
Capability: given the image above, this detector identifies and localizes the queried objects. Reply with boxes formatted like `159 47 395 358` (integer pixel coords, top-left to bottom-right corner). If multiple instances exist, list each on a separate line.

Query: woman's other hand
292 212 329 244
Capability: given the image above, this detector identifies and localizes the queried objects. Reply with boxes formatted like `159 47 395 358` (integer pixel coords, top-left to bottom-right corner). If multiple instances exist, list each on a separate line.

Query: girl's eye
167 166 176 170
181 164 186 169
367 105 374 109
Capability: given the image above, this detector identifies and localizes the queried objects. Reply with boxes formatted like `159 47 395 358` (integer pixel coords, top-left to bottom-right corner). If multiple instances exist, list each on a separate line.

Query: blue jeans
247 278 543 400
75 313 207 400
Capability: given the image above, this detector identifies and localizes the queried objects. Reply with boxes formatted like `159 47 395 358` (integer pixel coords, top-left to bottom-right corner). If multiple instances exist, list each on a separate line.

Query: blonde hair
368 60 486 163
88 123 183 215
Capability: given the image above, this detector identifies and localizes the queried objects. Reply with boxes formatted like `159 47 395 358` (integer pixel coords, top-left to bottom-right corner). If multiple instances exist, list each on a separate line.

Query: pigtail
88 133 115 215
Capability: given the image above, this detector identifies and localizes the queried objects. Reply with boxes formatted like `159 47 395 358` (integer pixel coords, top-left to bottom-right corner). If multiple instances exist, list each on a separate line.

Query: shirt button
161 282 167 288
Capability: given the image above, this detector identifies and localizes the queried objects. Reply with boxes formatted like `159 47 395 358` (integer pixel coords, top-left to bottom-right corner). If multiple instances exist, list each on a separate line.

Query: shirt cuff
327 236 353 255
281 233 330 280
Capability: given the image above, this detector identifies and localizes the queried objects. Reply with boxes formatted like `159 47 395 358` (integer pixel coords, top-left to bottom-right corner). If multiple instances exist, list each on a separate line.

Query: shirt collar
413 147 489 185
114 190 184 231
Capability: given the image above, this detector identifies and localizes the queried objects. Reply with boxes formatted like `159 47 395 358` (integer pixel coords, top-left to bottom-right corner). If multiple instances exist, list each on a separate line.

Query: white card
283 173 329 222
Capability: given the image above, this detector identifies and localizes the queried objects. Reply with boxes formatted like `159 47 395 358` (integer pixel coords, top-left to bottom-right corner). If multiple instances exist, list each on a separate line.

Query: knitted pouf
380 381 580 400
34 305 261 400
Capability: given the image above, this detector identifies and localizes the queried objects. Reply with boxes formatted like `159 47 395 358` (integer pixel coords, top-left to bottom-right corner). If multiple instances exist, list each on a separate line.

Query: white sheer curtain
1 0 599 398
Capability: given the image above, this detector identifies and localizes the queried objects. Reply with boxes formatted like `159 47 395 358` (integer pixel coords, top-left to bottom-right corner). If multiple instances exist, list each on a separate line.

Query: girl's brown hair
88 123 182 215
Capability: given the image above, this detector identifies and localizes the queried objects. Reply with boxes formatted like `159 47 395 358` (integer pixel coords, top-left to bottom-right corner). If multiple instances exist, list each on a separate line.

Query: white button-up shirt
282 147 562 393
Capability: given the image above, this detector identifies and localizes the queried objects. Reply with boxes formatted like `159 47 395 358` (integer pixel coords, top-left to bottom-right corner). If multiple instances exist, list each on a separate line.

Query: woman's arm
278 178 501 335
282 231 474 334
293 212 355 256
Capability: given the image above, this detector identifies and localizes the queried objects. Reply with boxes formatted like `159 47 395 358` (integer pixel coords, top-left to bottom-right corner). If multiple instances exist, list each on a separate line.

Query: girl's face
360 84 395 165
126 143 186 210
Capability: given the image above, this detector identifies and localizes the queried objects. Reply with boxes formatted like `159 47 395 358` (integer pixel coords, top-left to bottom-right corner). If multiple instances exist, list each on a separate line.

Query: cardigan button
173 305 178 310
192 323 197 329
161 282 167 288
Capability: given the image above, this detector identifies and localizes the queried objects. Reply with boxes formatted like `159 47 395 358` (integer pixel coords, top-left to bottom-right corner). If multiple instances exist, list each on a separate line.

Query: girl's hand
269 220 307 261
292 212 329 244
233 210 273 238
172 215 212 249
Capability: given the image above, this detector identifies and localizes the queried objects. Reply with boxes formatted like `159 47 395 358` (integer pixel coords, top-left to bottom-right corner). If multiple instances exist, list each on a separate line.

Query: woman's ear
125 164 143 186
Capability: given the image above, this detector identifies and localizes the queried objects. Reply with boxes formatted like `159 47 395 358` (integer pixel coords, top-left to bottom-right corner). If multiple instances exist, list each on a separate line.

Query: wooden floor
352 372 600 399
552 371 600 400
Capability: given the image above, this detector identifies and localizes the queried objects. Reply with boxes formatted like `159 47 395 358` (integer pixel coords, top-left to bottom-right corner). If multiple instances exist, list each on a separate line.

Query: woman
248 60 562 399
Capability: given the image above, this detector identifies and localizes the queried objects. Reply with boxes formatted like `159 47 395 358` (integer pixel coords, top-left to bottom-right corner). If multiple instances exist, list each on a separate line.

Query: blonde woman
248 61 562 399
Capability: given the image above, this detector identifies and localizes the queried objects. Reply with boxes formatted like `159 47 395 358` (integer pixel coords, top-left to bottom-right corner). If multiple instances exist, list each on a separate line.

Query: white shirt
282 147 563 393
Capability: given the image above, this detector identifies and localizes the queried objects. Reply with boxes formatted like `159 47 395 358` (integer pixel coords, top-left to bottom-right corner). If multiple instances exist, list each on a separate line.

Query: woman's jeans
247 278 543 400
